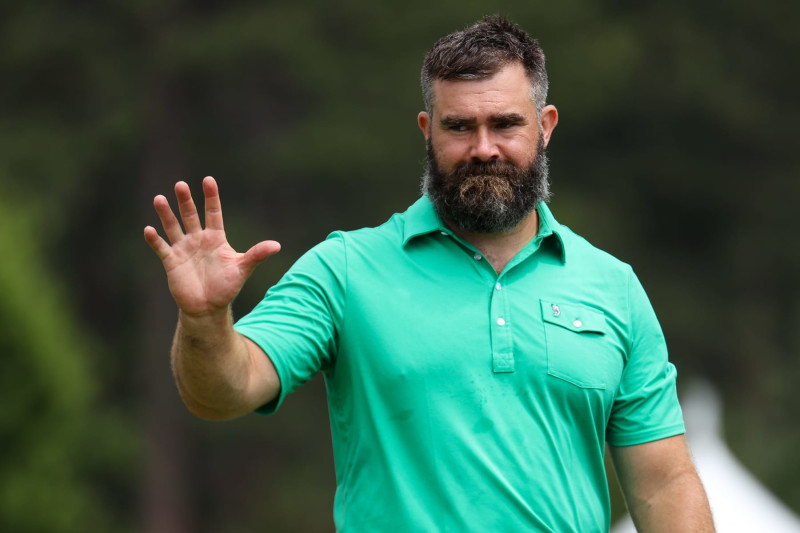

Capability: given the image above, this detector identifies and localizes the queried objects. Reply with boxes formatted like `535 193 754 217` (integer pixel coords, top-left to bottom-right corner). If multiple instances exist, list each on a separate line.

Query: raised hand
143 176 281 318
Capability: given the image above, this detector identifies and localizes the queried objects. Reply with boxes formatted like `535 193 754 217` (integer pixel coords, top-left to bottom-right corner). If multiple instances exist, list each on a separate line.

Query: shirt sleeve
606 268 685 446
234 232 347 415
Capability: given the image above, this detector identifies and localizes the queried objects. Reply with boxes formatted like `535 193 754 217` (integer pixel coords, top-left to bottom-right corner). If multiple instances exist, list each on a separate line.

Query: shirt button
440 231 447 236
473 253 482 260
573 320 583 328
497 318 506 326
495 282 502 291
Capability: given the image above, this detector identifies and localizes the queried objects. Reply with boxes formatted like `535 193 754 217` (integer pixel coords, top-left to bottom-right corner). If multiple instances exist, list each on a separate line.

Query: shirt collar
402 195 567 264
402 196 445 244
536 201 567 263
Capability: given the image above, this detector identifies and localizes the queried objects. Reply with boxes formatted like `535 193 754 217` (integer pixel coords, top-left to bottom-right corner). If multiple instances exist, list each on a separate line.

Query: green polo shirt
235 196 684 532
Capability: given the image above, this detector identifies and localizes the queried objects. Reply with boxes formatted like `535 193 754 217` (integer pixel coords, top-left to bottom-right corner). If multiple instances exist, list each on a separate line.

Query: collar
536 201 567 263
402 195 567 264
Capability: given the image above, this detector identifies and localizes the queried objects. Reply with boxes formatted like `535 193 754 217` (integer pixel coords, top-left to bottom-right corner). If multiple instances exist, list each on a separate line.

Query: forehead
431 62 535 118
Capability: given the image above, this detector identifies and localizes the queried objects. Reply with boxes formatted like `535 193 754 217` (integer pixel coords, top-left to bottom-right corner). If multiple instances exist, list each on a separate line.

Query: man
144 15 714 532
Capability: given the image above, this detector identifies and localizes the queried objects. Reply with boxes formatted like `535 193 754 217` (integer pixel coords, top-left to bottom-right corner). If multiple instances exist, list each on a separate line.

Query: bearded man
145 15 715 533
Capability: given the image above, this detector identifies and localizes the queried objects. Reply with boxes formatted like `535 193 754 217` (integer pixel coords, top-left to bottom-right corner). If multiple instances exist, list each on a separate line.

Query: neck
447 209 540 274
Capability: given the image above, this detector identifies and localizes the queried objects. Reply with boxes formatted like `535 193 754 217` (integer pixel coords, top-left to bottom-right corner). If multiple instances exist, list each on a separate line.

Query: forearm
627 469 715 533
171 308 258 420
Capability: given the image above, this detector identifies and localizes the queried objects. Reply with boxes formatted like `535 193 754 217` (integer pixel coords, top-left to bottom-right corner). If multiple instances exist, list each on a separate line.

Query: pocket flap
540 300 606 334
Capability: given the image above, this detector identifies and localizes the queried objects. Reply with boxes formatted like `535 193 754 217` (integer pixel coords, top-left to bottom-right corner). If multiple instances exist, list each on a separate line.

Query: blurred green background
2 0 798 531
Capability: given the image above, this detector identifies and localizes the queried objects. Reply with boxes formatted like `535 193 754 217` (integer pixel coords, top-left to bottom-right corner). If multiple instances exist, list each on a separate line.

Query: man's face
417 62 558 233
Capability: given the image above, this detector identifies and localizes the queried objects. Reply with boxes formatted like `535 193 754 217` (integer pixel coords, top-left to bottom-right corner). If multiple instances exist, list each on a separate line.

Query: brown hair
421 15 549 114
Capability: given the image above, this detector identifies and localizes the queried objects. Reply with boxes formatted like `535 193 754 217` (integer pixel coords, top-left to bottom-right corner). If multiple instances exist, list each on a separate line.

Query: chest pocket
540 300 612 389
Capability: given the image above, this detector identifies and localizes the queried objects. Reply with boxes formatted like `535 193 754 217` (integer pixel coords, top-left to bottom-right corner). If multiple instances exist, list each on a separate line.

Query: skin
145 61 714 531
611 435 715 532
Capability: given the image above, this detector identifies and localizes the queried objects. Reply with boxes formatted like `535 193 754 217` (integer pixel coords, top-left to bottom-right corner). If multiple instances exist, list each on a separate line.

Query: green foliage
0 194 136 531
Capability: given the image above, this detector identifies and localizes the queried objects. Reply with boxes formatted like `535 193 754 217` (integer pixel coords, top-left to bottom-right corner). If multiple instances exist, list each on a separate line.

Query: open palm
144 177 280 318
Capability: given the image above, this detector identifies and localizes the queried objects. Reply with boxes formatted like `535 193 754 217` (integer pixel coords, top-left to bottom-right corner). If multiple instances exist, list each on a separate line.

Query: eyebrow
440 116 475 128
490 113 527 124
439 113 528 127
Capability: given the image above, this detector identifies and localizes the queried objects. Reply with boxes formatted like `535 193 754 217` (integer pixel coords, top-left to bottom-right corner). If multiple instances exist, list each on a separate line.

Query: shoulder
557 222 635 278
324 207 412 254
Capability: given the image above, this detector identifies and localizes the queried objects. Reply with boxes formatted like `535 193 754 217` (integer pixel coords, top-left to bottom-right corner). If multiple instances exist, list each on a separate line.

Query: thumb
240 239 281 275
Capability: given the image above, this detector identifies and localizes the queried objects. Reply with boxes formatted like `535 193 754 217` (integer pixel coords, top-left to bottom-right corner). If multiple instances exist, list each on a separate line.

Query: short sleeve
606 268 685 446
234 233 347 415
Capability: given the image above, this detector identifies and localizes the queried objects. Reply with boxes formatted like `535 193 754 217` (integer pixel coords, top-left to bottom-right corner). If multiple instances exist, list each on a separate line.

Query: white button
497 318 506 326
573 320 583 328
495 282 502 291
440 231 447 235
473 253 482 260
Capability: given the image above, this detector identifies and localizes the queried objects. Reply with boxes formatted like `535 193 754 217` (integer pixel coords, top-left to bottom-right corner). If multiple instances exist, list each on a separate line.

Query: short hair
421 15 549 115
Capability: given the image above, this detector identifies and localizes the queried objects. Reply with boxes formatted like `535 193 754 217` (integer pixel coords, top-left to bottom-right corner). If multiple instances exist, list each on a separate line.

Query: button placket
490 275 514 373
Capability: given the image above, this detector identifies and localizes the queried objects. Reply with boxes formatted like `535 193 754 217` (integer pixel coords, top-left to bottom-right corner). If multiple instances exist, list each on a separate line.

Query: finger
143 226 171 260
203 176 224 231
153 194 185 244
175 181 203 233
240 240 281 277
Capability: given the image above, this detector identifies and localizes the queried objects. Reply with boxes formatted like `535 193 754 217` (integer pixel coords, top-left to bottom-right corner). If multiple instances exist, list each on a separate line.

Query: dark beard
421 137 551 233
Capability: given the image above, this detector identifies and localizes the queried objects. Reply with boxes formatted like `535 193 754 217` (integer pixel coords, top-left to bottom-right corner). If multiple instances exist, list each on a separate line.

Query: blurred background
2 0 798 531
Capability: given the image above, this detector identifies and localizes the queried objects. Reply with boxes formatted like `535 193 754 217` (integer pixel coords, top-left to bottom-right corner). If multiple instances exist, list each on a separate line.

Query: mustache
450 160 528 208
456 174 515 208
450 159 521 180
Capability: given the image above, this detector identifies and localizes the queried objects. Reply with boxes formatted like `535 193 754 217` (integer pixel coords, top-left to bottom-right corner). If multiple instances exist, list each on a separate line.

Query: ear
417 111 431 141
539 105 559 147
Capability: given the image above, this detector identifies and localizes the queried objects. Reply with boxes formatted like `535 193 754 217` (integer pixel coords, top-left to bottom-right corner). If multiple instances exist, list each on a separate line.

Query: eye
495 121 519 130
447 124 470 132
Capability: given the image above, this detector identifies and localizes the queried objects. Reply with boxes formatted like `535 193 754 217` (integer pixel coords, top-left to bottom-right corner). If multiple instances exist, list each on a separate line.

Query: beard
421 136 551 233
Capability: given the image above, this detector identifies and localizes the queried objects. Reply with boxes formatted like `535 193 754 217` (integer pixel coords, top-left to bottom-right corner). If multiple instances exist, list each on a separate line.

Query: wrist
178 306 234 335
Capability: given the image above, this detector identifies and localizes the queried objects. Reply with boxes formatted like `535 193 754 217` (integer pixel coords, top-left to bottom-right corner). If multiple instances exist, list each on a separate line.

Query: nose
469 127 500 162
